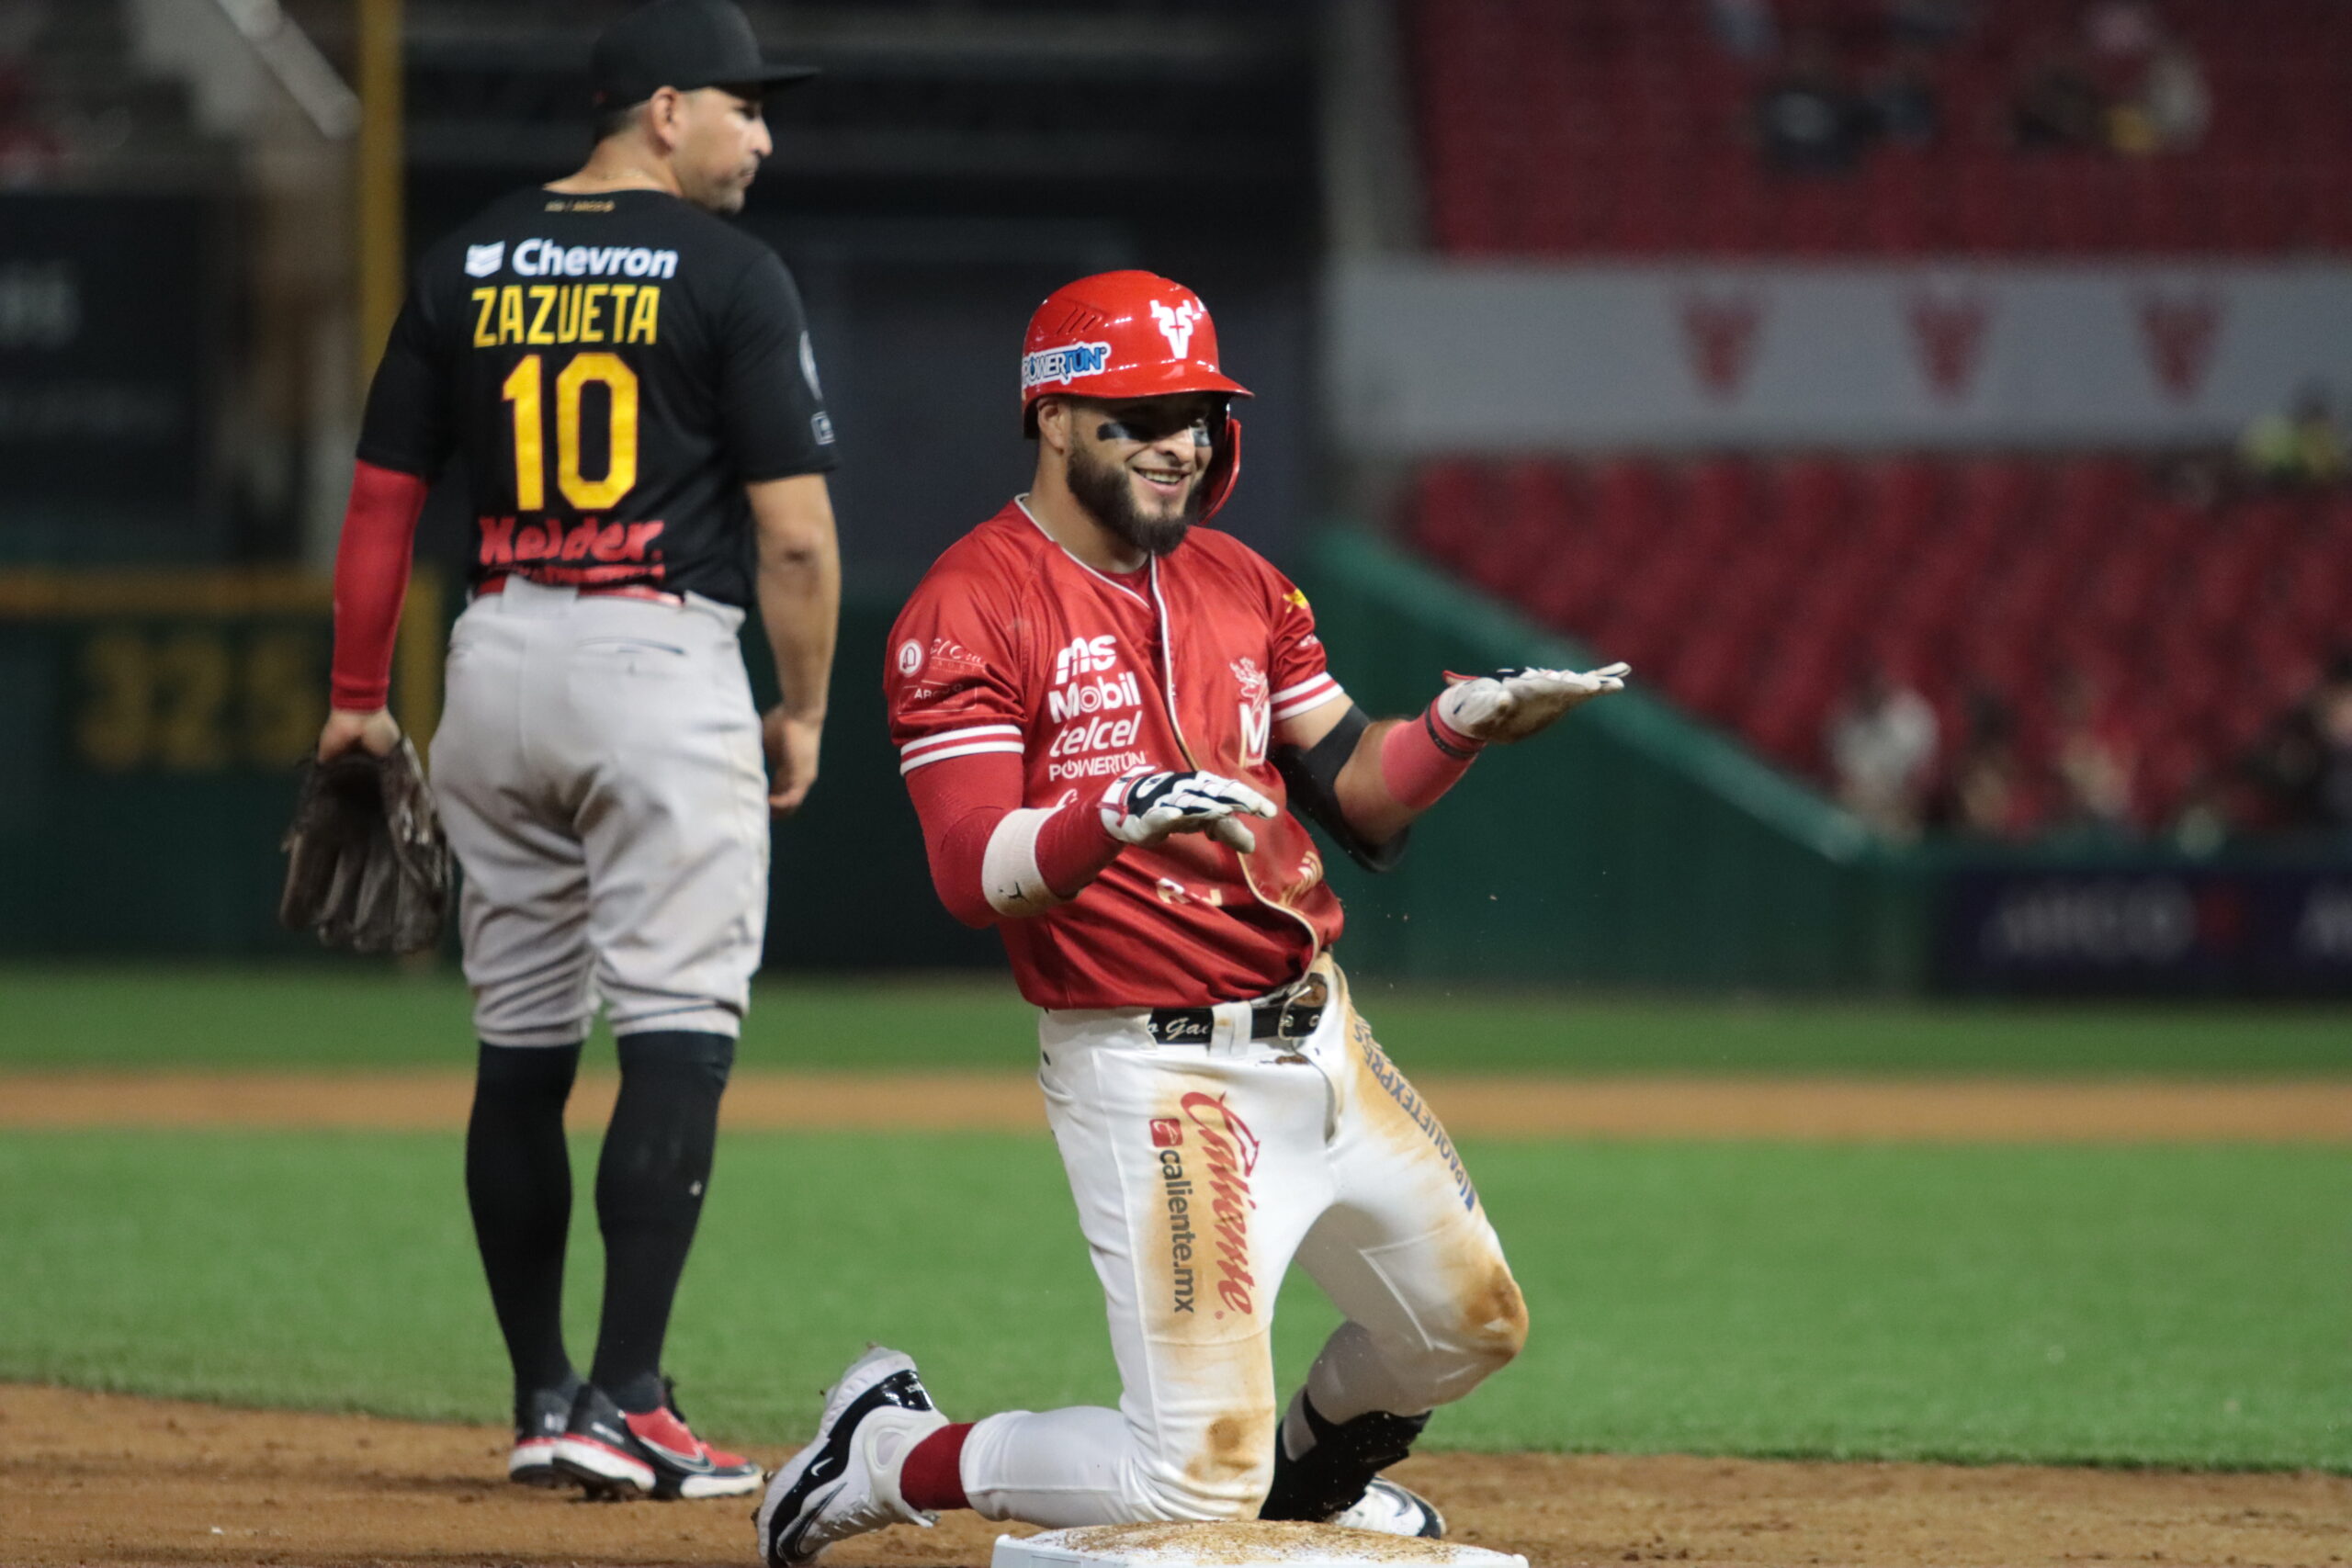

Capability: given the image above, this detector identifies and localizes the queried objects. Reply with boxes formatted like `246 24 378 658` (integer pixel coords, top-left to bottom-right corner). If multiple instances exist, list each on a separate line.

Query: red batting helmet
1020 270 1250 521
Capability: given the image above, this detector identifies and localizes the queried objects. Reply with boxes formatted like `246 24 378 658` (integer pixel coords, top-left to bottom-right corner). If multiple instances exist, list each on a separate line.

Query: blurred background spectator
2108 37 2209 153
1826 664 1939 838
1758 32 1862 173
1753 32 1872 173
2009 31 2106 150
1884 0 1975 51
1709 0 1780 62
2244 651 2352 833
2046 666 2140 835
1865 44 1942 148
2239 386 2346 492
1938 690 2040 840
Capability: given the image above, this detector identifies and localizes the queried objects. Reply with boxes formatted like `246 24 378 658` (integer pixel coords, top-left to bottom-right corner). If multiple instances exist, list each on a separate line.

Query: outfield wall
1296 534 1927 992
5 547 2347 994
1301 536 2352 997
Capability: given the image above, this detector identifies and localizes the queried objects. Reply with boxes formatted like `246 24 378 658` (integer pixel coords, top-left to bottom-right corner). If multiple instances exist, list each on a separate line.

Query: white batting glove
1436 663 1631 744
1100 768 1279 854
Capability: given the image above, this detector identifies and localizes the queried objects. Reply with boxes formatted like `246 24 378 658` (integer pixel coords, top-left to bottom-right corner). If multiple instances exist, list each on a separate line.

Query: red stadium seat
1591 457 1670 548
1407 445 2339 824
1411 461 1494 567
1409 0 2352 259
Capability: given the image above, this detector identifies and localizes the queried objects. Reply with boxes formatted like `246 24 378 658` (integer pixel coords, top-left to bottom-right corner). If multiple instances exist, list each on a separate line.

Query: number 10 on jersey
501 351 639 511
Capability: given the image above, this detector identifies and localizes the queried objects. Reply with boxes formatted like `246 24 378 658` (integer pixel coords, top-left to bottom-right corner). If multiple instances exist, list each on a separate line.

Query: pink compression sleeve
1377 703 1484 813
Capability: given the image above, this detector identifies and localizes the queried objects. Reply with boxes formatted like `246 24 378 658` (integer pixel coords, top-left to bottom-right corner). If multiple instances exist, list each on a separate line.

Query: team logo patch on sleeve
799 331 824 398
1021 342 1113 389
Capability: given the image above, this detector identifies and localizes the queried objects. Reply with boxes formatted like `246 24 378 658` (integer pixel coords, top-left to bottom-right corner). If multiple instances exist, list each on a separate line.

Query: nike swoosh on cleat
764 1370 933 1563
774 1480 844 1563
646 1446 716 1472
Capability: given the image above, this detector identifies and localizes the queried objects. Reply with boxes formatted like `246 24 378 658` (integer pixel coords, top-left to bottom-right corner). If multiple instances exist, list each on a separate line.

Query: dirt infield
5 1069 2349 1141
4 1384 2346 1568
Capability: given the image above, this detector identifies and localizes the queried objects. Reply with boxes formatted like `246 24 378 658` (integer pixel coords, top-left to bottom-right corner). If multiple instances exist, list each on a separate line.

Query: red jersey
887 500 1347 1009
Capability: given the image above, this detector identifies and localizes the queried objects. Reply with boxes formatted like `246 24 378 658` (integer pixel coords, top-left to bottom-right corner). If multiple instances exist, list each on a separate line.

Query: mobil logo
1053 634 1119 686
1048 670 1141 723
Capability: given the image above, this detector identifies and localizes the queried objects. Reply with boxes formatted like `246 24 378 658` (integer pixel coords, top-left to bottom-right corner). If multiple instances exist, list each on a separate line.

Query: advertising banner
1329 260 2352 451
0 193 223 525
1935 863 2352 995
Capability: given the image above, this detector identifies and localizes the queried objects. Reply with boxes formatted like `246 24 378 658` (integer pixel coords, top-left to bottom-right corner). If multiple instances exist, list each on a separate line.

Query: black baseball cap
589 0 818 110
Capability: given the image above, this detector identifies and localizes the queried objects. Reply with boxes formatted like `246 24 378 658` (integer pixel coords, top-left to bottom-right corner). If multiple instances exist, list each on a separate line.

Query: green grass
3 964 2350 1075
3 1129 2345 1470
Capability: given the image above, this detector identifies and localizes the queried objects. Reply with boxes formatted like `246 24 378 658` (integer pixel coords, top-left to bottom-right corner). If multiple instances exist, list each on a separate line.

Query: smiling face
661 85 772 213
1048 391 1223 558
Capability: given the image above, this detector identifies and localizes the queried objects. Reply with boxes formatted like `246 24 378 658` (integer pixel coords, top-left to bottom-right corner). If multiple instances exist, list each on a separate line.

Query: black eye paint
1095 418 1215 446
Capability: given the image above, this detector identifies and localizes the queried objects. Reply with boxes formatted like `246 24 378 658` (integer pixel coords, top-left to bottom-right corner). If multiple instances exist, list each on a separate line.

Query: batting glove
1100 768 1279 854
1436 663 1632 744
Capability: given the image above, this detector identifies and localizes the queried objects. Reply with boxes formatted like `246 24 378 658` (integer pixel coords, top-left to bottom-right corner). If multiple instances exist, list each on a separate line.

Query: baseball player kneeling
756 271 1628 1563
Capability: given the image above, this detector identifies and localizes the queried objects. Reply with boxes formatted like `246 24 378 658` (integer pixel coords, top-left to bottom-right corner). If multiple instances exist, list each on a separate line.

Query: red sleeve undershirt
903 752 1123 929
328 460 432 712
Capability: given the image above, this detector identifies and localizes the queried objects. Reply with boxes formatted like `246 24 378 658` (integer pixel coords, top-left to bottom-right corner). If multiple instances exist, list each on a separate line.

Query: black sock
465 1041 583 1407
588 1031 734 1415
1259 1393 1430 1521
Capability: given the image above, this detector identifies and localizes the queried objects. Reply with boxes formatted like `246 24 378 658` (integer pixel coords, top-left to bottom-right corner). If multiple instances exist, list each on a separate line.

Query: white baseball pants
960 958 1526 1526
430 577 771 1046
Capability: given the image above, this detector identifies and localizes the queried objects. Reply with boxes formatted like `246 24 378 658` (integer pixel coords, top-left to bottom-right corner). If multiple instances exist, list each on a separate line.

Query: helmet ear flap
1198 414 1242 522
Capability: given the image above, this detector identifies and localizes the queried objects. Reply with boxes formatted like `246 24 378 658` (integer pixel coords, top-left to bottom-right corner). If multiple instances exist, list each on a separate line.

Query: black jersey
357 186 836 607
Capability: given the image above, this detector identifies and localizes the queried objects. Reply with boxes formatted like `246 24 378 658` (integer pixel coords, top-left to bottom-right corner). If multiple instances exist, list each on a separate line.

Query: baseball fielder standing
315 0 839 1502
755 271 1627 1562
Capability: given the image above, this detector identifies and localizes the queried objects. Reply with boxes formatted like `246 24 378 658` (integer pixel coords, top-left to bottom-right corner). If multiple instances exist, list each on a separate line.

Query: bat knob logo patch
1149 1117 1182 1147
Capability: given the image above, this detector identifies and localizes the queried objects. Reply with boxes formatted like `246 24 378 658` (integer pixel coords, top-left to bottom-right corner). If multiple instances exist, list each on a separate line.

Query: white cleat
1329 1477 1447 1539
755 1347 949 1565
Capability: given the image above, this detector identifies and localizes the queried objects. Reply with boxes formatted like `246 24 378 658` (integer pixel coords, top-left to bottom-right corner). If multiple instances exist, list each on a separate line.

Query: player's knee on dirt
1131 1410 1278 1522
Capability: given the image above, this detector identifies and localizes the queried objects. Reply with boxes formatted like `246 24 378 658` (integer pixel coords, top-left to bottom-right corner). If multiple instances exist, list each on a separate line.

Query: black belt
1147 975 1328 1046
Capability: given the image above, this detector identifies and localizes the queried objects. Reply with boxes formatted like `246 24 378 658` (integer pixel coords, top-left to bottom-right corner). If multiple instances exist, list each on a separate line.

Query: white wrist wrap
981 807 1067 919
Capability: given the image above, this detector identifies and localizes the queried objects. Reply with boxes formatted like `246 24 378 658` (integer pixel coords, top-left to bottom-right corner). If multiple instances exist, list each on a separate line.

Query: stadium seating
1408 0 2352 257
1405 454 2351 829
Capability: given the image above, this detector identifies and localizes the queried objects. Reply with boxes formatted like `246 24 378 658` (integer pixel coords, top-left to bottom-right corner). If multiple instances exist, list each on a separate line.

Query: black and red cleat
552 1380 762 1500
508 1381 582 1487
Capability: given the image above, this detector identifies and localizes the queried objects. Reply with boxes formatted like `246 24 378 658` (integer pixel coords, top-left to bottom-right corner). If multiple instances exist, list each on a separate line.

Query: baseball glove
278 737 452 955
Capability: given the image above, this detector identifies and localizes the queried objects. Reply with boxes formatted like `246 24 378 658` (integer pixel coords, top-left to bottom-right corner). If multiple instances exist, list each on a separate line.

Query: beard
1067 440 1205 558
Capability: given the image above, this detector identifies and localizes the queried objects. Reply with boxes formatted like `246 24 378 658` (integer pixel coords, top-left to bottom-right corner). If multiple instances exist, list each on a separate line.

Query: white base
993 1522 1528 1568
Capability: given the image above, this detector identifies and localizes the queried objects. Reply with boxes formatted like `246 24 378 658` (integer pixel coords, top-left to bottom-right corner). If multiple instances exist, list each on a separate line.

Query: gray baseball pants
431 576 770 1047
